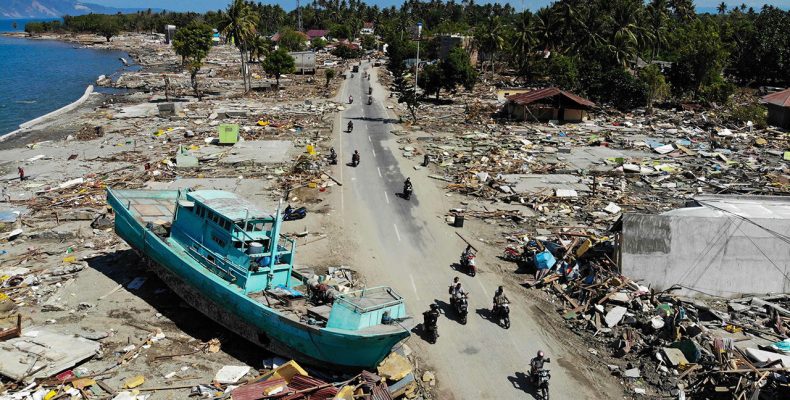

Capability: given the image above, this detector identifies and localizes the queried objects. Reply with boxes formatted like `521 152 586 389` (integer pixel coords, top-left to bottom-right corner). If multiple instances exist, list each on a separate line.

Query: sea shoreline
0 32 146 140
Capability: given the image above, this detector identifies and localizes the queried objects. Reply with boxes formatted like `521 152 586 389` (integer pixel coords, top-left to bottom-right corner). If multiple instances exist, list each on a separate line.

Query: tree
97 16 121 42
639 64 669 113
394 72 419 122
419 63 443 99
361 34 377 50
262 48 295 89
249 35 270 62
324 68 336 87
278 28 307 51
717 2 728 14
173 21 213 101
441 47 477 94
219 0 259 92
332 43 363 59
474 15 505 75
667 18 730 100
311 37 327 50
510 11 537 81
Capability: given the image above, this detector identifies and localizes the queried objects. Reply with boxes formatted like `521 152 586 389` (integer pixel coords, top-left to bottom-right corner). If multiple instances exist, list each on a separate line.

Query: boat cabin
170 190 295 294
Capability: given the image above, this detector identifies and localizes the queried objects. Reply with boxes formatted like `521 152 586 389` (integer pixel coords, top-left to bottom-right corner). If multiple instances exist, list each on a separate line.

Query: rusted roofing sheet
762 88 790 107
506 87 595 108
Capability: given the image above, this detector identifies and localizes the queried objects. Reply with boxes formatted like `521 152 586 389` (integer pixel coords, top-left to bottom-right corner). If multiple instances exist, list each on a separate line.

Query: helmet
456 282 462 288
537 350 544 358
406 177 411 182
430 304 439 311
498 285 504 292
453 276 459 283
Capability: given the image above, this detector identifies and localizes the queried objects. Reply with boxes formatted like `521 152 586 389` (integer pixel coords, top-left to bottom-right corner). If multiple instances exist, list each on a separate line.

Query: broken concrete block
662 347 689 367
603 202 622 214
624 368 641 378
605 306 627 328
0 328 101 380
214 365 251 384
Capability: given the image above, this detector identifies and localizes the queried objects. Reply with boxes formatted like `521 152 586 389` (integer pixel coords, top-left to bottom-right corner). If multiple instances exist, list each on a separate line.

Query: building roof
188 190 273 221
761 88 790 107
363 22 374 29
663 195 790 220
305 29 329 39
271 31 309 42
505 87 595 108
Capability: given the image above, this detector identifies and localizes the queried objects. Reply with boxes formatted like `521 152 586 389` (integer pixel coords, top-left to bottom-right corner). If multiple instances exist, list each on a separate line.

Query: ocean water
0 35 136 135
0 18 61 33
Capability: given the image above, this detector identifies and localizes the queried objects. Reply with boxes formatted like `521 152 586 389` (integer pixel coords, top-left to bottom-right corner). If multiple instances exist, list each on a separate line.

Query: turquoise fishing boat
106 188 411 368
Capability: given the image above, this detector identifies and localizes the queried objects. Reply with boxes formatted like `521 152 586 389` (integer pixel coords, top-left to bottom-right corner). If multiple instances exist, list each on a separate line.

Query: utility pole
297 0 303 32
415 22 422 94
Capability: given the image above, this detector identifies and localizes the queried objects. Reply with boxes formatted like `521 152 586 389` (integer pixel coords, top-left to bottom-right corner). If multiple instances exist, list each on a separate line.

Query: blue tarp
534 251 556 270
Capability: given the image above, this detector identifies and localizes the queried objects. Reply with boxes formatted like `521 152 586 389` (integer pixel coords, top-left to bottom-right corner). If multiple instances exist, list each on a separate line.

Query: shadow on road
475 307 492 321
507 371 540 398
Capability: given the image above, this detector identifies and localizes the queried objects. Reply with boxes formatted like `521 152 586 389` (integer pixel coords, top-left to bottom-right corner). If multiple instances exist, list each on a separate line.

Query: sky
89 0 790 13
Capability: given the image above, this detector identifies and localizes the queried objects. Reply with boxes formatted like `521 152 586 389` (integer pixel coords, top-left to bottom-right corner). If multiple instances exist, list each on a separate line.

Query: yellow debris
266 360 308 384
755 137 767 146
63 256 77 263
123 375 145 389
43 390 58 400
377 352 412 382
71 378 96 390
333 385 355 400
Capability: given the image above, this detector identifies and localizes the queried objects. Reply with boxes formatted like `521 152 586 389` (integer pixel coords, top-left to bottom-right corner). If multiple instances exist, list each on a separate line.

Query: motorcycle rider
348 95 353 104
492 286 510 313
450 282 468 306
403 177 413 196
347 120 353 132
368 87 372 95
352 150 360 166
329 147 338 164
422 304 440 343
530 350 547 380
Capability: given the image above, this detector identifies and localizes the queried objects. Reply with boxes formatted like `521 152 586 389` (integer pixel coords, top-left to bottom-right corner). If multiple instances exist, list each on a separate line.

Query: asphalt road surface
332 62 615 399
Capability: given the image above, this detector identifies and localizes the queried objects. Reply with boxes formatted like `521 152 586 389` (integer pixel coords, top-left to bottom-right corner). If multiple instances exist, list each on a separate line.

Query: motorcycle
328 153 338 165
347 122 353 133
422 311 439 344
348 96 354 104
367 96 373 105
493 302 510 329
460 250 477 277
283 205 307 221
351 153 360 167
451 295 469 325
403 184 413 200
502 246 524 263
534 369 551 400
368 87 372 95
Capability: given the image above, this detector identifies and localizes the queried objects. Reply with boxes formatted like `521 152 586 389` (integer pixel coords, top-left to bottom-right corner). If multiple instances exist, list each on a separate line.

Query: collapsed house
762 88 790 129
616 195 790 297
503 87 594 122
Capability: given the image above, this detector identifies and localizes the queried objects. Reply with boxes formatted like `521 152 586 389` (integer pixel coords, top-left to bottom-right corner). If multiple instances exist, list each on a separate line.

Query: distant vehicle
352 65 359 72
323 60 338 67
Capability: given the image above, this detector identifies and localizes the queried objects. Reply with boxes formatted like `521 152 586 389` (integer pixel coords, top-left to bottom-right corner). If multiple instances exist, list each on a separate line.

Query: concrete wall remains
621 213 790 298
767 104 790 129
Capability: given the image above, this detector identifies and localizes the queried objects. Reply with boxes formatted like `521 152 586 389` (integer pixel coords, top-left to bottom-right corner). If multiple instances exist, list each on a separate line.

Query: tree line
24 0 790 113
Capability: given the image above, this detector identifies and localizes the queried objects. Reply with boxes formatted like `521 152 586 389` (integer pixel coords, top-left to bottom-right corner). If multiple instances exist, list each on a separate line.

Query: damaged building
617 195 790 297
503 87 594 122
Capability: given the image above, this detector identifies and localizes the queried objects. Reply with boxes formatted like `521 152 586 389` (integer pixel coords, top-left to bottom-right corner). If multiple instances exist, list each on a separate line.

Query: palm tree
510 11 537 81
645 0 670 61
607 0 645 68
535 7 562 53
474 15 505 76
219 0 259 92
717 2 728 14
249 35 269 62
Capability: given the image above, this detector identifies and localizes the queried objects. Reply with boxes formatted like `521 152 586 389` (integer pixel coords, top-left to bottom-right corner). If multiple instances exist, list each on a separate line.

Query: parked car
323 60 338 67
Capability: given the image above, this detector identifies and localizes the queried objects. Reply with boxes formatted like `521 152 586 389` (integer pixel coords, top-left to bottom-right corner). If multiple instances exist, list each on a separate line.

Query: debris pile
511 231 790 398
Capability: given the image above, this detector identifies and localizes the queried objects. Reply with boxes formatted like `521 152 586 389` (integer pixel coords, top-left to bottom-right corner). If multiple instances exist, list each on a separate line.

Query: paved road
332 62 611 399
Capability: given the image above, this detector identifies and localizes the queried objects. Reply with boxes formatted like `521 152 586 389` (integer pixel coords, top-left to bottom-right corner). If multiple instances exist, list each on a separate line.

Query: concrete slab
605 306 627 328
114 103 158 118
220 140 294 165
0 327 100 380
499 174 590 194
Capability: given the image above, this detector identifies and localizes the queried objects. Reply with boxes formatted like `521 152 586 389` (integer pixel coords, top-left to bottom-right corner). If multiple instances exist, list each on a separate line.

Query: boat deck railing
184 236 247 281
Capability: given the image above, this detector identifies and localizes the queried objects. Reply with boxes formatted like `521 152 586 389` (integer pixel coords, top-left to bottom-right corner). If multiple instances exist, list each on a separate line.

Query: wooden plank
552 282 579 308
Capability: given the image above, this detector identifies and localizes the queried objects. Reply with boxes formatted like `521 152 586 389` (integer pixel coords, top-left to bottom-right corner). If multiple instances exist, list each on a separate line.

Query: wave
15 100 37 104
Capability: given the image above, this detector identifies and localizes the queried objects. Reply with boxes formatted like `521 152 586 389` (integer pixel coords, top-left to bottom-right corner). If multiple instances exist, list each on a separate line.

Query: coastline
0 32 145 142
0 85 95 143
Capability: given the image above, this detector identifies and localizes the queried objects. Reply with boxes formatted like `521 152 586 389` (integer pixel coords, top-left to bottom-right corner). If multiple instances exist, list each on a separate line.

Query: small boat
107 188 411 368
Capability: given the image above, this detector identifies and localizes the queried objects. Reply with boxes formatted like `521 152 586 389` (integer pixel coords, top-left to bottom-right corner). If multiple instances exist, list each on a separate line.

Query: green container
218 124 239 144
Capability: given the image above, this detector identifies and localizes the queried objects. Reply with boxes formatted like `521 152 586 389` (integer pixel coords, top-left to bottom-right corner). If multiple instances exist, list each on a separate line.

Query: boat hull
107 190 409 369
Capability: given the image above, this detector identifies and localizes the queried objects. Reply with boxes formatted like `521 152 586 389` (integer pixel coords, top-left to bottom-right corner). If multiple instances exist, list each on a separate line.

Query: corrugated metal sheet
762 88 790 107
231 378 288 400
371 382 394 400
506 87 595 108
281 375 338 400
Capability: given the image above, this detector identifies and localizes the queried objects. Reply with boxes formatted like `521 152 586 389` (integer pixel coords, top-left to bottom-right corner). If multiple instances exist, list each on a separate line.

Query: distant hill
0 0 155 19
